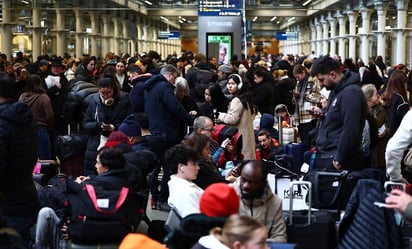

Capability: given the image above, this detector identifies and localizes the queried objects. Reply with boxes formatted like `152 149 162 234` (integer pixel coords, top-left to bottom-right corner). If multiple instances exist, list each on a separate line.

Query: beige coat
218 97 256 160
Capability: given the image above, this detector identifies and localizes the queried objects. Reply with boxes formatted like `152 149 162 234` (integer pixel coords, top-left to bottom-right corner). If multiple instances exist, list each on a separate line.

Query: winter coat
385 93 409 138
43 73 70 117
276 76 296 115
144 74 193 146
259 113 279 141
193 158 224 190
0 101 39 216
252 78 274 115
82 93 131 176
316 70 367 170
218 97 256 160
64 80 99 123
129 73 152 113
232 179 287 242
19 92 54 128
338 179 399 249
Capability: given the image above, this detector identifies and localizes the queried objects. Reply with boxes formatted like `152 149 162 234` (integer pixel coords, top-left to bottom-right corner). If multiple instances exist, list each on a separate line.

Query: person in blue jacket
311 56 367 170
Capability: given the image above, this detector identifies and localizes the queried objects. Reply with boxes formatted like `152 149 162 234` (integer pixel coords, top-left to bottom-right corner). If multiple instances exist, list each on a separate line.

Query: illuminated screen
207 33 233 65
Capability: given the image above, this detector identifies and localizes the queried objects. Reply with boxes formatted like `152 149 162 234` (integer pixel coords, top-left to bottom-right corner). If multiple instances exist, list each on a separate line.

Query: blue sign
276 31 298 41
199 0 241 16
158 31 180 40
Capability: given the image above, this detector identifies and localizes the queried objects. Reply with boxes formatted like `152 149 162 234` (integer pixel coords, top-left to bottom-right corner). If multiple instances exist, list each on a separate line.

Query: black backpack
66 184 144 243
191 67 217 101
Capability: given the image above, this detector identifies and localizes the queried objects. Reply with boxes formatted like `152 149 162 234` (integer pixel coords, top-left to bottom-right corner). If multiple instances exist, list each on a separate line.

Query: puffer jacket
82 93 131 175
64 80 99 123
232 179 287 242
0 101 39 216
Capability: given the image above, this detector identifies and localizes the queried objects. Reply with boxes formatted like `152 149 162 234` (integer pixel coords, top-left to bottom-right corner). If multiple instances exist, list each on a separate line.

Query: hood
195 62 213 70
144 74 167 91
19 93 41 107
132 73 152 84
0 101 33 127
335 69 360 93
198 235 229 249
260 113 275 129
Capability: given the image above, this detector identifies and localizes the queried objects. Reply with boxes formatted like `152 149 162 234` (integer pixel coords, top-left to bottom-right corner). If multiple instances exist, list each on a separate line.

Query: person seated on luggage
275 104 292 128
164 182 240 249
231 160 287 242
386 189 412 222
256 129 283 161
34 147 131 249
258 113 279 141
166 144 204 218
191 214 268 249
183 133 231 190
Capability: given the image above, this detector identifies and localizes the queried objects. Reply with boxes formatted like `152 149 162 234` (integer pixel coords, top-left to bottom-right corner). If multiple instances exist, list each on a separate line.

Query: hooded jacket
0 101 39 216
144 74 193 145
232 179 287 242
19 92 54 128
129 73 152 113
316 70 367 170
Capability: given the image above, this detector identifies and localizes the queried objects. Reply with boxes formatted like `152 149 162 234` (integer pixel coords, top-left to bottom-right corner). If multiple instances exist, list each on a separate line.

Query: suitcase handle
384 181 406 192
288 181 312 226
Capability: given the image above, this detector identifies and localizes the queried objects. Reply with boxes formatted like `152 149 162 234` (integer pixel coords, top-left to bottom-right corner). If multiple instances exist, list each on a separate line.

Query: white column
315 18 322 57
337 11 347 60
395 0 410 65
74 8 84 57
1 0 12 57
309 22 316 55
112 18 120 55
375 1 388 60
143 20 148 52
321 15 329 56
328 12 337 57
90 12 99 57
122 20 128 55
32 8 42 59
55 7 65 57
359 8 372 63
102 16 110 55
346 10 358 61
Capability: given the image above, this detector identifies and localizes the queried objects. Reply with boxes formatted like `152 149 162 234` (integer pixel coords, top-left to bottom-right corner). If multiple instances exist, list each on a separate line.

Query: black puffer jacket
82 93 131 176
0 101 39 216
65 80 99 123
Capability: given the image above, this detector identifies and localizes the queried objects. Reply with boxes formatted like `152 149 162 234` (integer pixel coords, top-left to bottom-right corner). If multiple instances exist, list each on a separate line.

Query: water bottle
309 147 317 170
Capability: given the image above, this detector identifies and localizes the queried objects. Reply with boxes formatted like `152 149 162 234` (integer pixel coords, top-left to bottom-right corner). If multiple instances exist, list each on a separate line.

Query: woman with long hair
199 83 229 122
381 69 410 137
216 74 257 159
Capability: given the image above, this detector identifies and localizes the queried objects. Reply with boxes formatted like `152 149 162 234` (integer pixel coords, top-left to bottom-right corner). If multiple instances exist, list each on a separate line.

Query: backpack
66 184 143 243
213 124 243 164
191 67 217 100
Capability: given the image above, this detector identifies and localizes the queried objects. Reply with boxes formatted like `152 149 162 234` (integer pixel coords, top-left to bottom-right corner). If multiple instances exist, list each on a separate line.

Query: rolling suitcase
285 143 305 174
286 181 337 249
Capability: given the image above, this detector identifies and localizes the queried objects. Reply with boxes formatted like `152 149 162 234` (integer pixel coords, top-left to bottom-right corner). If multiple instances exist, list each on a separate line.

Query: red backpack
213 124 243 166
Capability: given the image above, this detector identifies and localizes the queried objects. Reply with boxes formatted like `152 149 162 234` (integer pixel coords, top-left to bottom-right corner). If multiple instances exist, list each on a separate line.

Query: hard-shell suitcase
286 181 337 249
285 143 305 173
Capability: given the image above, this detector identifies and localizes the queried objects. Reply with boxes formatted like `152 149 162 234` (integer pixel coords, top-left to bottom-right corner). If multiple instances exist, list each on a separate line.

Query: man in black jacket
0 72 39 241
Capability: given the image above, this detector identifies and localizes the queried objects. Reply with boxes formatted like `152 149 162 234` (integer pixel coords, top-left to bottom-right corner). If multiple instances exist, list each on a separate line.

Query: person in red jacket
256 129 283 160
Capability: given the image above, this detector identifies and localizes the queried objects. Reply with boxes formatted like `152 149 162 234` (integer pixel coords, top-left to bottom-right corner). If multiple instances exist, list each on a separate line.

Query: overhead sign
157 31 180 40
199 0 241 16
276 31 298 41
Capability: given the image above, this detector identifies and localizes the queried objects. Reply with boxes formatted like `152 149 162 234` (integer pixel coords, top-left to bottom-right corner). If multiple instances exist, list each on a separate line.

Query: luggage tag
97 198 110 208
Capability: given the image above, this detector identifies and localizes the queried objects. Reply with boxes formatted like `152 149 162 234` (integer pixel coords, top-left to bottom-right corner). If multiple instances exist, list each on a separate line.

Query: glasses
202 127 215 132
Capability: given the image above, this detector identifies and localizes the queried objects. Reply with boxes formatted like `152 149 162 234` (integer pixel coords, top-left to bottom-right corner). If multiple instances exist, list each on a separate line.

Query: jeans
38 127 52 160
35 207 65 249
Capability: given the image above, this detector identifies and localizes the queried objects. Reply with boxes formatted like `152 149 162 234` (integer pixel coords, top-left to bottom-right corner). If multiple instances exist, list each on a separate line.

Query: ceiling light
270 16 277 22
144 0 152 5
160 16 168 21
21 0 30 4
288 17 295 22
252 16 258 22
302 0 312 6
178 19 184 24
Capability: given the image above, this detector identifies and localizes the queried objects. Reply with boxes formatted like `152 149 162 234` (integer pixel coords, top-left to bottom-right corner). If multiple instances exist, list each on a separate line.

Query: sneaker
150 197 157 209
157 201 171 212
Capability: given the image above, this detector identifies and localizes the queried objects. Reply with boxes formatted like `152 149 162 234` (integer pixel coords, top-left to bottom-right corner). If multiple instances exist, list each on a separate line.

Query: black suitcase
286 181 337 249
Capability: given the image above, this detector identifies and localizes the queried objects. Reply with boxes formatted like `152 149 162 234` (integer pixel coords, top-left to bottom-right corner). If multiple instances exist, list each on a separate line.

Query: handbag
304 170 365 210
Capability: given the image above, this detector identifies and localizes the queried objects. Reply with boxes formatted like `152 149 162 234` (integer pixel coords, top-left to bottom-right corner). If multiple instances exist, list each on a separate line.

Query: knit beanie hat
320 87 331 100
199 183 240 217
218 64 233 74
105 131 130 148
119 234 166 249
119 114 141 137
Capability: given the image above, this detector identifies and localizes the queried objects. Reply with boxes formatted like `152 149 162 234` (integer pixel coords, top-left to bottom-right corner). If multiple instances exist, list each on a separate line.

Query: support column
90 12 99 57
1 0 12 58
55 7 65 57
395 0 410 65
74 8 84 57
32 8 43 59
375 1 388 60
321 15 329 56
359 8 372 63
328 12 337 56
112 18 120 55
122 20 128 55
309 21 316 55
337 11 347 60
102 16 110 55
315 17 322 57
143 20 148 53
346 10 358 61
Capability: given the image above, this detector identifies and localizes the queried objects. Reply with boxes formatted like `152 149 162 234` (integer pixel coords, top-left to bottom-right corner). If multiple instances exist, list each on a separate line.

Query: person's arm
386 110 412 182
386 189 412 221
217 97 242 125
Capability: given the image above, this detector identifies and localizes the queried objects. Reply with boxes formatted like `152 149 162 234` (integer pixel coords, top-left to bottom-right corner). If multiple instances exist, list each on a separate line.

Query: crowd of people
1 48 412 248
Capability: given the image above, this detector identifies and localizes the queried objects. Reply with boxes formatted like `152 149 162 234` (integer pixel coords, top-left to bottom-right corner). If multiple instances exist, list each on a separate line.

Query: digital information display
199 0 241 16
207 33 233 65
157 31 180 40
